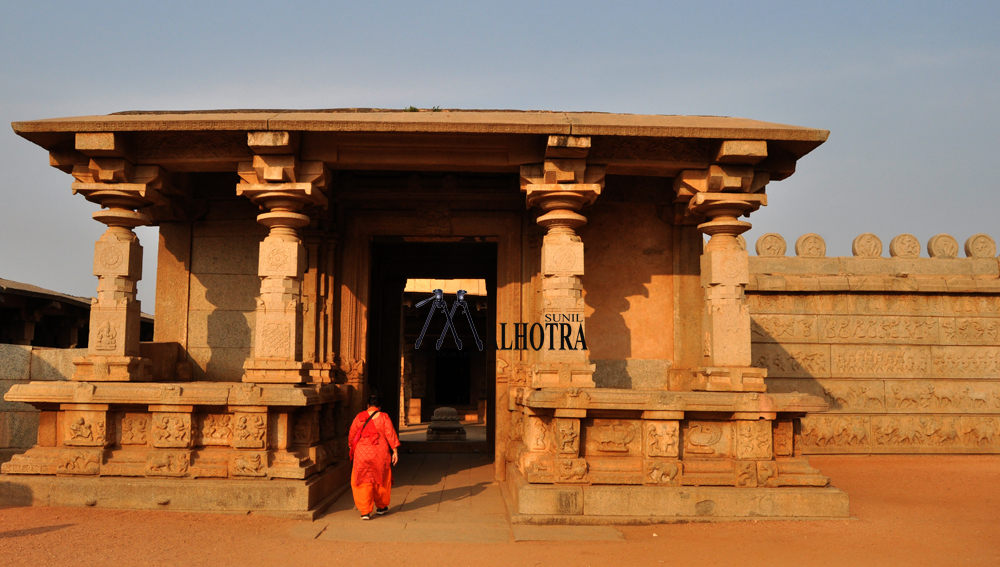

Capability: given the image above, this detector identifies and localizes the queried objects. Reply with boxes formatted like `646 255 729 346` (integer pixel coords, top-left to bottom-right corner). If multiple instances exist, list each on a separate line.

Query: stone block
139 342 184 382
190 236 259 275
0 345 31 381
1 412 39 448
0 380 35 412
0 463 348 514
189 273 260 311
187 310 255 349
258 240 306 278
509 465 583 515
188 347 253 382
93 238 142 279
581 485 849 518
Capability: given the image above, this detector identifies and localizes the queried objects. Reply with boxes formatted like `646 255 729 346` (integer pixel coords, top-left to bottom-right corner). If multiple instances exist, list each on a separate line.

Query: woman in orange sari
349 394 400 520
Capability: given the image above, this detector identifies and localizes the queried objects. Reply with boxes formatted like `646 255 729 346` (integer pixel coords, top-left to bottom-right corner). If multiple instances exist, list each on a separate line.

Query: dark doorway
366 240 497 454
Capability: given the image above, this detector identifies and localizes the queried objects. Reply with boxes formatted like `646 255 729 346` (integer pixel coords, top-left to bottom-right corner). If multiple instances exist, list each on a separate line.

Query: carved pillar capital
237 135 330 384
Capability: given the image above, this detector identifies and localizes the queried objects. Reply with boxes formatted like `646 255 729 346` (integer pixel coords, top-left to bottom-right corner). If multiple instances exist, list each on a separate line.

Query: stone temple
1 109 997 521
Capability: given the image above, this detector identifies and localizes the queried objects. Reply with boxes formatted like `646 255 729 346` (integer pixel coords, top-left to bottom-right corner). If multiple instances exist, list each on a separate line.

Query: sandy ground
1 455 998 567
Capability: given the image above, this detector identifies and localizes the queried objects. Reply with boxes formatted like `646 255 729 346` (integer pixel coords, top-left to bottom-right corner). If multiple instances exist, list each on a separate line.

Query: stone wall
748 232 1000 454
186 200 265 382
0 344 85 463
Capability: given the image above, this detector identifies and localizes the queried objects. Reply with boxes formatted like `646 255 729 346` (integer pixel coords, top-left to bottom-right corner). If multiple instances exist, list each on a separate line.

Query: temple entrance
366 241 497 455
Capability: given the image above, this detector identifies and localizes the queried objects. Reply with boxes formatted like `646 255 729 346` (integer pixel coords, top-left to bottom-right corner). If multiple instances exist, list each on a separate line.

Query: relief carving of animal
592 421 637 452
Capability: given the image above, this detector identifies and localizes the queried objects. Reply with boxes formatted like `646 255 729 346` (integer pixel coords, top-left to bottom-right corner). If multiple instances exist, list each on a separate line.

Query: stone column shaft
60 139 166 382
237 141 328 384
672 150 770 392
521 136 603 388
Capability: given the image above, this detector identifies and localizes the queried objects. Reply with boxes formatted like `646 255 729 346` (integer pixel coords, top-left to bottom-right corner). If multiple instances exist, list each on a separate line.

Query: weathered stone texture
750 233 1000 454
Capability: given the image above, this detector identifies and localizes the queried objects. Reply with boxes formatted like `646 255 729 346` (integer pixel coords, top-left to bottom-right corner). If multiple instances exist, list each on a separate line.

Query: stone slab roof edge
11 109 829 158
0 277 153 321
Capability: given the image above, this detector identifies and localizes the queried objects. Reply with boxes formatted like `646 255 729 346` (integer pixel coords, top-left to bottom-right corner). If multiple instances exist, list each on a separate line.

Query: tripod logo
414 289 484 351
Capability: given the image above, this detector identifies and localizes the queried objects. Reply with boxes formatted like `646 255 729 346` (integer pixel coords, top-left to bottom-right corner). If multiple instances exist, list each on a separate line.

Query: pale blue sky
2 1 998 311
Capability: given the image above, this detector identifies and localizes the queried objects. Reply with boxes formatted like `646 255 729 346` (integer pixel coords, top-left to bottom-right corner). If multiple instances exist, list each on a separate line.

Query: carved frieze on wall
750 287 1000 455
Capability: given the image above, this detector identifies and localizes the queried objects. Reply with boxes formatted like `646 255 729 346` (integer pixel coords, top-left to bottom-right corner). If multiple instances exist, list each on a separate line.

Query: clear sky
1 1 998 312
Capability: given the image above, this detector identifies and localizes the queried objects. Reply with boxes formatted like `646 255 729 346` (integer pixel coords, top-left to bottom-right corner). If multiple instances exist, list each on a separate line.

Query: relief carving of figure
202 414 232 441
95 320 117 351
235 414 267 446
121 416 147 444
556 420 579 454
531 420 548 452
69 417 93 441
153 416 190 443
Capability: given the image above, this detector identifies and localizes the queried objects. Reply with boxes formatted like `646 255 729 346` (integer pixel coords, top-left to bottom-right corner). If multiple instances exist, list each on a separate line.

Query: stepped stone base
0 461 351 520
505 464 849 523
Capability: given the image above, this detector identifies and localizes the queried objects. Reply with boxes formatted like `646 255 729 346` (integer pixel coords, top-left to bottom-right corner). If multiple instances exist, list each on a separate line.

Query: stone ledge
0 460 351 520
513 387 827 414
504 464 849 521
4 381 349 408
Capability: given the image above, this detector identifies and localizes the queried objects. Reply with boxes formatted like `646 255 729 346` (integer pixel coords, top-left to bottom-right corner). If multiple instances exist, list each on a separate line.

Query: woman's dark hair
367 394 382 409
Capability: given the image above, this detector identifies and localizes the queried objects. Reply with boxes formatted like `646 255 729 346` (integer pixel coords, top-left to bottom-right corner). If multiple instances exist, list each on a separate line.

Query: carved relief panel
682 421 733 458
63 411 108 447
120 414 148 445
584 419 641 456
554 418 580 456
151 413 193 448
197 414 233 446
644 421 679 458
526 416 551 453
735 420 773 460
230 450 268 477
234 412 268 449
145 450 191 477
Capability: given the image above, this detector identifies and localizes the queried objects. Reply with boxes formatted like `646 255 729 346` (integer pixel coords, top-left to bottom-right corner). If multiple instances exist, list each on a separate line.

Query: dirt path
1 455 998 567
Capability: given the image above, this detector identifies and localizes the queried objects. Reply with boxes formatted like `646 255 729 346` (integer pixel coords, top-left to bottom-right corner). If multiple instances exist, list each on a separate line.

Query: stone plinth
1 381 352 516
507 386 847 520
426 407 466 441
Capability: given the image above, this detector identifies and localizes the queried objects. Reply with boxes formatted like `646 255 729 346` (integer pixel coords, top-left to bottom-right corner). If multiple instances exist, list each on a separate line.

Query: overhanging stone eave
12 110 829 160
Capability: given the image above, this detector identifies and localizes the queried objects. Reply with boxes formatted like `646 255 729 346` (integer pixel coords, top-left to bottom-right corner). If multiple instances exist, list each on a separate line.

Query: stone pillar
237 132 329 384
670 141 770 392
61 134 166 381
520 136 604 388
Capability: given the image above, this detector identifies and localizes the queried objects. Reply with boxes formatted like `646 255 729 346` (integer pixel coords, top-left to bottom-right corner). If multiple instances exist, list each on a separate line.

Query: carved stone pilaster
521 136 604 388
671 142 771 392
237 133 329 384
62 136 166 382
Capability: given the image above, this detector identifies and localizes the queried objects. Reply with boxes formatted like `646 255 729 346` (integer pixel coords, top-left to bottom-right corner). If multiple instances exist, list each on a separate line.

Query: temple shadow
578 178 680 389
0 524 72 539
398 482 491 512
